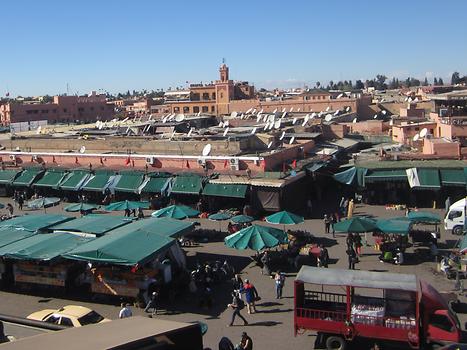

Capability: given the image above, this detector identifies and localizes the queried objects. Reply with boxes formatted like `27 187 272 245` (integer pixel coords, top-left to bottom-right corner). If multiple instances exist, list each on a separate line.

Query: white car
27 305 110 327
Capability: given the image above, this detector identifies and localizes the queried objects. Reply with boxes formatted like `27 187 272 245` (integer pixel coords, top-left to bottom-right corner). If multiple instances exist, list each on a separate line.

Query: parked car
27 305 110 327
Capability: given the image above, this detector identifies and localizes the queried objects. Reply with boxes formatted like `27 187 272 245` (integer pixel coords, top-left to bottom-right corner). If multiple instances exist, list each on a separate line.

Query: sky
1 0 467 96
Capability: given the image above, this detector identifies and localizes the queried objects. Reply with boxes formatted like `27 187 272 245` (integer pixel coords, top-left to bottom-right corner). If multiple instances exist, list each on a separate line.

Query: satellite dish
259 108 264 114
352 118 357 124
413 133 420 142
240 114 244 119
325 114 333 122
282 108 286 113
268 114 275 123
231 111 238 118
389 119 394 126
256 115 262 123
264 122 270 131
246 108 252 114
297 108 301 112
382 110 387 115
267 141 273 149
280 131 286 140
122 117 129 123
79 146 86 154
223 127 229 137
345 106 351 112
325 106 330 112
420 128 428 138
251 127 257 135
262 114 268 122
187 128 193 137
252 108 257 115
95 121 100 128
311 112 317 117
274 120 281 129
292 117 297 125
273 108 277 113
334 110 340 116
337 93 343 99
301 119 308 127
98 122 104 130
175 114 185 122
36 126 42 134
289 107 294 112
224 120 229 128
289 137 295 145
373 114 378 119
268 122 274 130
281 112 287 119
197 111 201 116
304 114 310 124
218 121 224 127
202 144 212 156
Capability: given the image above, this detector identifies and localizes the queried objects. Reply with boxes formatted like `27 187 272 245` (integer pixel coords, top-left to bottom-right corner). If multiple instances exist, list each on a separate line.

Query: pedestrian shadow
256 308 293 314
256 301 282 307
247 321 282 327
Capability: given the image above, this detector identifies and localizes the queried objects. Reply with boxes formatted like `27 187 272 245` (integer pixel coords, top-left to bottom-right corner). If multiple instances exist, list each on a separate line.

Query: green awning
202 183 248 198
0 227 37 248
171 176 203 195
81 171 115 192
50 215 134 236
33 170 68 188
63 218 193 266
407 211 441 224
0 169 21 185
365 169 408 183
0 214 73 232
439 169 466 187
0 232 93 261
140 177 170 193
416 168 441 189
333 167 367 187
113 173 145 193
59 170 92 191
12 168 44 186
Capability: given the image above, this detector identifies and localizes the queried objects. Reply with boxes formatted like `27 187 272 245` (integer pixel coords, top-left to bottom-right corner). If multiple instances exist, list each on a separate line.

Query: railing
296 307 346 322
304 290 346 304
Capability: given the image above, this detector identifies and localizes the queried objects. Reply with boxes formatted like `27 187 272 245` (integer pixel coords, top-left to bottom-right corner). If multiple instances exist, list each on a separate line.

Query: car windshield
77 311 104 326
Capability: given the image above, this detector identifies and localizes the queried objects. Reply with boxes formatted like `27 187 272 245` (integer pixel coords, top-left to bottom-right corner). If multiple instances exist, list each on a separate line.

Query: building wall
344 120 388 135
422 138 460 157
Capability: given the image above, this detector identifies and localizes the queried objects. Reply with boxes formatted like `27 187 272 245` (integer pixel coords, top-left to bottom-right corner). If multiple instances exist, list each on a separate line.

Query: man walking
144 291 158 315
323 214 331 234
319 244 329 268
228 291 248 326
241 279 259 314
274 271 285 299
346 245 357 270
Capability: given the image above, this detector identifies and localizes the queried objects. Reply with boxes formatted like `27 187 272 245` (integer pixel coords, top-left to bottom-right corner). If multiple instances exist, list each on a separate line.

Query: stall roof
0 232 93 261
365 169 408 183
59 170 91 191
171 175 203 195
0 227 37 248
140 176 170 193
33 169 68 188
407 211 441 224
12 168 44 186
50 215 134 236
0 214 73 232
63 218 194 266
202 183 247 198
295 266 417 292
439 168 466 187
81 171 115 192
0 169 21 185
376 218 412 235
114 172 145 193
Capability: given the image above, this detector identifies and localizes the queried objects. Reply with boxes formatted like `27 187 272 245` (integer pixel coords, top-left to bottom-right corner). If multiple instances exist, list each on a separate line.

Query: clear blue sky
1 0 466 96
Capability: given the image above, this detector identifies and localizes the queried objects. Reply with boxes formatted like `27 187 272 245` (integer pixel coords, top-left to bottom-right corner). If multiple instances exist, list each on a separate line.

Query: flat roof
355 159 467 170
0 316 199 350
296 266 417 291
428 90 467 101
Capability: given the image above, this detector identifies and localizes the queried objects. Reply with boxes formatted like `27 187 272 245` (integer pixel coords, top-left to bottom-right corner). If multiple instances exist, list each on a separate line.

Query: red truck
294 266 464 350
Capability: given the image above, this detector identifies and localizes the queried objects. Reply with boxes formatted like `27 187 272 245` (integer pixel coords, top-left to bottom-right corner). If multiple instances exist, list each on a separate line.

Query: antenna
289 136 295 145
289 107 294 112
273 108 277 113
202 144 212 156
352 118 358 124
274 120 281 129
325 106 330 112
187 128 193 137
251 127 257 135
263 122 270 131
280 131 286 140
292 117 297 125
334 110 340 116
282 108 286 113
267 141 273 149
373 114 378 119
223 127 229 137
256 115 262 123
297 108 301 112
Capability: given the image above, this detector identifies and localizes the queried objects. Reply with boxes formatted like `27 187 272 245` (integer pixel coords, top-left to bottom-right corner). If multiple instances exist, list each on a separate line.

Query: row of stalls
0 214 194 301
333 161 467 208
0 166 314 213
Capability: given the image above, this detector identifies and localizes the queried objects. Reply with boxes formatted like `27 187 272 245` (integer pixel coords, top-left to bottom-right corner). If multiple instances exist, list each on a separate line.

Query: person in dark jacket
346 246 357 270
228 291 248 326
319 244 329 268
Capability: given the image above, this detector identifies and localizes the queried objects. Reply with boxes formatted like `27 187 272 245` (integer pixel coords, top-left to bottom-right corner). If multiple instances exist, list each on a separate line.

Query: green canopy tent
151 205 199 220
0 169 21 186
171 175 204 195
11 168 44 187
333 167 367 187
105 200 150 211
0 214 73 232
27 197 60 211
81 171 116 193
376 218 413 235
407 211 441 224
231 215 254 224
64 202 99 213
33 169 68 190
50 214 133 236
224 225 288 251
202 183 248 199
113 172 145 193
0 232 93 261
63 218 194 266
208 212 233 232
0 227 37 248
333 217 377 233
59 170 92 191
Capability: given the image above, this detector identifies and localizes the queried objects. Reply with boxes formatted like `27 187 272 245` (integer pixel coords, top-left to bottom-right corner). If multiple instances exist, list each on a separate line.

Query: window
193 106 200 113
202 106 208 113
63 108 68 113
174 107 180 112
415 127 420 131
78 107 84 112
183 106 189 113
78 311 104 326
212 92 216 99
202 93 209 100
220 93 223 99
430 314 454 332
59 317 74 327
211 106 215 112
448 211 462 220
45 315 60 324
192 93 200 101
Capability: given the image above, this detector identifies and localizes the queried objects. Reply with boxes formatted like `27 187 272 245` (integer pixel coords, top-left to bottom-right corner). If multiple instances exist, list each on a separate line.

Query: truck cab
294 266 462 350
444 198 465 235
